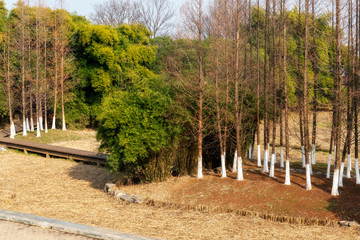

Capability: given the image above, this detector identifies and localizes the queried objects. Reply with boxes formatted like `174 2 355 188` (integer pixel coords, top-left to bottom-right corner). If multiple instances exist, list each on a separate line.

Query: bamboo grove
1 0 360 196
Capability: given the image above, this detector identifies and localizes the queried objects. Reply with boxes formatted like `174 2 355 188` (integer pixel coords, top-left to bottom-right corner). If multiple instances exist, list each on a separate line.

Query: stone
339 221 360 228
132 195 144 204
114 191 127 198
120 194 134 203
104 183 116 193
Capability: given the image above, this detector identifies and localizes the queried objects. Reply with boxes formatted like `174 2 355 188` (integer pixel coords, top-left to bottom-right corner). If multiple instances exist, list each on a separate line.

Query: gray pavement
0 209 158 240
0 220 94 240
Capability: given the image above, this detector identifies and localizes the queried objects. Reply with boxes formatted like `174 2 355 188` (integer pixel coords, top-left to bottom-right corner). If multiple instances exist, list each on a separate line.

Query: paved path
0 220 94 240
0 209 158 240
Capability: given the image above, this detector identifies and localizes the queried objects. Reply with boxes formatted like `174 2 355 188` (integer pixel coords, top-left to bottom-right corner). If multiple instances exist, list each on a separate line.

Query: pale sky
4 0 187 18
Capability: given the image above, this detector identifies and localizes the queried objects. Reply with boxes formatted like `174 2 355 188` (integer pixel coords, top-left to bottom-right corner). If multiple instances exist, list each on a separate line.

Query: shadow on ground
67 163 112 190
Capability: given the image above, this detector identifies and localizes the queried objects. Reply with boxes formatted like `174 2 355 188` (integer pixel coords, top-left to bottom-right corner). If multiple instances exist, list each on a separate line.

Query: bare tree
51 9 58 130
90 0 141 27
235 0 244 181
181 0 204 179
304 0 312 190
139 0 176 37
355 0 360 184
283 0 290 185
4 18 15 138
262 0 270 173
331 0 342 196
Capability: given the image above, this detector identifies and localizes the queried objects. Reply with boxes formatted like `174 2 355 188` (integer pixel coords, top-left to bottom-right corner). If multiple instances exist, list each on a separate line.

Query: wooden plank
0 138 107 165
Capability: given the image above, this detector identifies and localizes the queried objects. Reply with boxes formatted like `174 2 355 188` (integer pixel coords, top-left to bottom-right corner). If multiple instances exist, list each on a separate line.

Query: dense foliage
0 1 345 182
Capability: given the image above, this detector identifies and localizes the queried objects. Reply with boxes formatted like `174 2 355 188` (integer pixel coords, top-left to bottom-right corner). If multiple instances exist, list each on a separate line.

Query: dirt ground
123 165 360 222
0 151 359 240
1 113 359 239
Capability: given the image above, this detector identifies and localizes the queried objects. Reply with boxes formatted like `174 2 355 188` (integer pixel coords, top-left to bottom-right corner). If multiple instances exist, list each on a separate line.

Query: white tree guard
331 169 340 196
221 154 227 178
257 145 261 167
326 153 332 179
346 154 351 178
269 154 275 178
232 150 237 172
339 162 344 187
197 156 203 179
355 158 360 184
237 157 243 181
306 164 312 190
285 160 291 185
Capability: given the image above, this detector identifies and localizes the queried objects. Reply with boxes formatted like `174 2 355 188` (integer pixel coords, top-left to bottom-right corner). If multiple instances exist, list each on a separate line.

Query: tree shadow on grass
67 162 112 190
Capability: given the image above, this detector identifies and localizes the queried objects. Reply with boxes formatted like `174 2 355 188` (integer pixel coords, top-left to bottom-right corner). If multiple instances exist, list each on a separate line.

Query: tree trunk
235 0 243 181
197 0 204 179
52 13 58 130
44 23 48 133
20 3 27 137
310 0 318 165
215 0 226 178
304 0 311 190
256 0 261 167
263 0 270 172
36 6 41 138
331 0 342 196
283 0 290 185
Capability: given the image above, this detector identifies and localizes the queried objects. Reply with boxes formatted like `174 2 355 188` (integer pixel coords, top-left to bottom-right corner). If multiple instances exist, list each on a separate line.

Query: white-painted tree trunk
44 119 48 133
26 118 30 132
339 162 344 187
263 148 267 165
221 153 226 178
248 144 252 159
326 153 332 179
22 121 27 136
285 160 291 185
232 151 237 172
355 158 360 184
251 144 255 159
197 156 203 179
9 123 14 139
51 116 56 129
301 146 305 168
274 148 277 163
12 124 15 137
62 114 67 131
269 153 275 178
237 157 243 181
39 116 43 131
309 154 313 175
257 145 261 167
311 144 316 164
262 148 269 172
306 164 312 190
36 121 41 138
331 169 340 196
30 118 34 132
280 147 284 168
346 154 351 178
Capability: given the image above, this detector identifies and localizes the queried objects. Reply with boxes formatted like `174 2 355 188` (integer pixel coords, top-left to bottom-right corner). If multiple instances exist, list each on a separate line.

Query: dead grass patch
0 151 359 240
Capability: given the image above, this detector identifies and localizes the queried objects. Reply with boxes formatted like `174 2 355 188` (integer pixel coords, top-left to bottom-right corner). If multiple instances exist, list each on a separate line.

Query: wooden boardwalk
0 138 107 165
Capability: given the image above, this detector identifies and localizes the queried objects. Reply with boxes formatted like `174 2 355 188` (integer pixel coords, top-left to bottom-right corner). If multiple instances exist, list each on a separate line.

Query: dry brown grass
0 150 359 240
